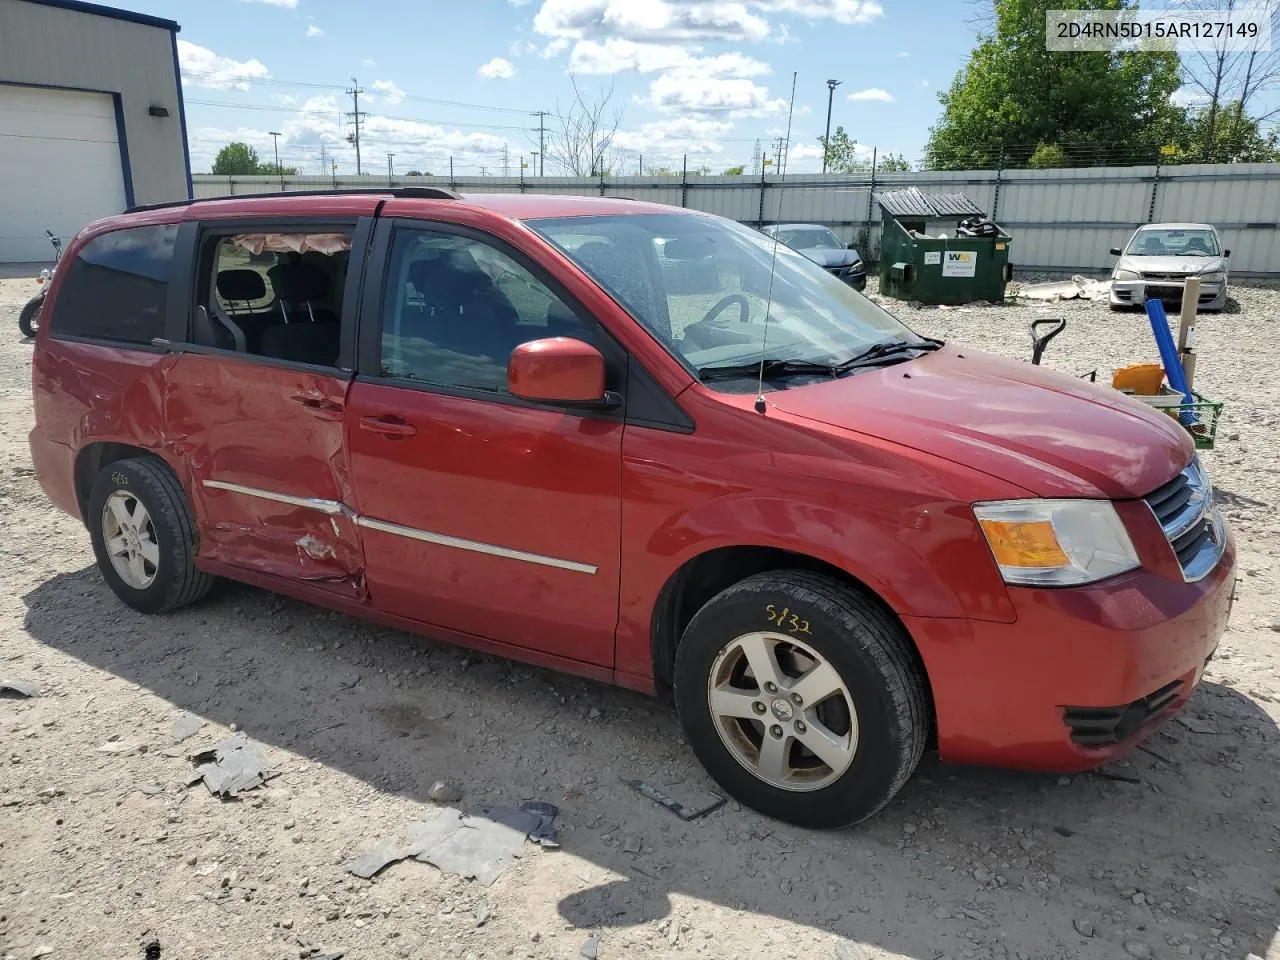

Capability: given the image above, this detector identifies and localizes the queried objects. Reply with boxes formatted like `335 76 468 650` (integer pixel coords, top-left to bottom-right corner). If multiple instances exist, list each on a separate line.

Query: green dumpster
875 187 1012 304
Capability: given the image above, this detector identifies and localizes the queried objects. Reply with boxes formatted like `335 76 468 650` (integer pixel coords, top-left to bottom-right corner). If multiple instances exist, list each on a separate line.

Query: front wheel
18 296 42 339
674 571 930 828
87 457 214 614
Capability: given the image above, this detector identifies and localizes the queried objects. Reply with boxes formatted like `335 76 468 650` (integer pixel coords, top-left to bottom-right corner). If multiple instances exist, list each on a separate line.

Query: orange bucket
1112 363 1165 396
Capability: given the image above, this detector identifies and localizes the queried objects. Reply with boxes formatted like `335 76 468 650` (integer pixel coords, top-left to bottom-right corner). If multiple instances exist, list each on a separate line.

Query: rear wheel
674 571 929 828
87 457 213 613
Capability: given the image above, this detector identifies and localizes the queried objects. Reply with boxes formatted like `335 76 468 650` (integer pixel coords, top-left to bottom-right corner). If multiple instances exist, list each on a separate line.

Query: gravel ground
1 274 1278 960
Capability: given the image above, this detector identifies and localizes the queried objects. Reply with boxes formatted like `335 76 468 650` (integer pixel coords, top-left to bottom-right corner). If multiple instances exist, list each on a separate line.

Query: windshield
528 213 919 389
775 226 842 250
1126 228 1220 257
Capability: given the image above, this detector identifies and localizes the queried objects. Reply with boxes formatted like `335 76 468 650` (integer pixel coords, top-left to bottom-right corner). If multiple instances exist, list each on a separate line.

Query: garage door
0 85 128 264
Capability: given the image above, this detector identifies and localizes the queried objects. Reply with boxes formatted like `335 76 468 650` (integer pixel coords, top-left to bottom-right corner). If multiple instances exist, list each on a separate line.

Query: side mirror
1224 249 1231 258
509 337 609 406
1109 247 1122 256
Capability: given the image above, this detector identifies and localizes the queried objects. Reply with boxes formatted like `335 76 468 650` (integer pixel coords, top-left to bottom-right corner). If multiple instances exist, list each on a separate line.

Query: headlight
974 500 1139 587
1199 271 1225 282
1113 268 1141 281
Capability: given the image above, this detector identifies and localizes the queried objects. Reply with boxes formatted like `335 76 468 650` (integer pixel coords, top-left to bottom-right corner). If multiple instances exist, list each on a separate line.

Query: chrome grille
1143 458 1226 582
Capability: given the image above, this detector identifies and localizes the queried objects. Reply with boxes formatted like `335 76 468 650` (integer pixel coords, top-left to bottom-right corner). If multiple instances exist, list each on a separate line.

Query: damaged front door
163 221 368 595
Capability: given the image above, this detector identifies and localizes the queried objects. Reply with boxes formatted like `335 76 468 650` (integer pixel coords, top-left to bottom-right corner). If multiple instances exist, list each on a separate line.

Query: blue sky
114 0 983 176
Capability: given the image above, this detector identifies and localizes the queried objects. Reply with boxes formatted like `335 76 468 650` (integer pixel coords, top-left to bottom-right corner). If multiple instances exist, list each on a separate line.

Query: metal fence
193 162 1280 278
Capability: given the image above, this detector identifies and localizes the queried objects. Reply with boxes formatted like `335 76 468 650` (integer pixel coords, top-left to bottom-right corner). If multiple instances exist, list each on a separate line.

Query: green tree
722 164 746 175
817 126 872 173
1168 101 1279 163
1026 143 1067 168
878 152 911 171
924 0 1184 169
212 142 263 176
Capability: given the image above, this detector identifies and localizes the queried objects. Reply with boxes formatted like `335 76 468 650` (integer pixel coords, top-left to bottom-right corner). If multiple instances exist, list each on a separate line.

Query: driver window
380 229 590 394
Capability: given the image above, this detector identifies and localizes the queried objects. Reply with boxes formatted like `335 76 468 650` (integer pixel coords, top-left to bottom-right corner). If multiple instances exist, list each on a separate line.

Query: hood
798 247 861 269
1118 254 1225 276
766 347 1192 499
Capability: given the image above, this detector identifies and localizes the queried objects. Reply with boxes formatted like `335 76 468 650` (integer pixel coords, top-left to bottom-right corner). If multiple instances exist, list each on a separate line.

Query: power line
185 98 530 132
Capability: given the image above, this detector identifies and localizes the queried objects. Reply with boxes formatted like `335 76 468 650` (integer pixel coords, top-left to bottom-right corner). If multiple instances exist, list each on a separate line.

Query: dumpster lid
876 187 985 219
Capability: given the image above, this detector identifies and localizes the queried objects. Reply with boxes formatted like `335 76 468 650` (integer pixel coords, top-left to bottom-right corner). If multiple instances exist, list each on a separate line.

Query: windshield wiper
833 337 942 373
698 358 836 381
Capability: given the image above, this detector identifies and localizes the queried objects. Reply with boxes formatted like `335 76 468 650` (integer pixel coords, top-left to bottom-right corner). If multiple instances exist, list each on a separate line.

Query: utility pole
317 142 332 177
386 152 395 186
531 150 538 178
502 143 510 177
773 137 785 173
530 110 549 175
269 130 283 190
822 79 842 175
750 139 762 176
345 78 366 175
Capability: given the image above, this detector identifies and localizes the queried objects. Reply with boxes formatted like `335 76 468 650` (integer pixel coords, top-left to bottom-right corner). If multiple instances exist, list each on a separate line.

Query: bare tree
1180 0 1280 159
546 76 624 177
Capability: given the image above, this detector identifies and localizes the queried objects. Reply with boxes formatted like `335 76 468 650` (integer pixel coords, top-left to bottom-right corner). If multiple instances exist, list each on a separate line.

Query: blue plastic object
1143 299 1197 426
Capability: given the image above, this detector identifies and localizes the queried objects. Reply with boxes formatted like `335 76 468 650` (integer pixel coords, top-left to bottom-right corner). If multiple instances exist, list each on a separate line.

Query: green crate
1132 389 1224 450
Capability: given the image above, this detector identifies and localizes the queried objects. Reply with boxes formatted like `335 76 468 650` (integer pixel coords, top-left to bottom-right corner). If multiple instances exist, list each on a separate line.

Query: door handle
291 392 344 413
359 415 417 438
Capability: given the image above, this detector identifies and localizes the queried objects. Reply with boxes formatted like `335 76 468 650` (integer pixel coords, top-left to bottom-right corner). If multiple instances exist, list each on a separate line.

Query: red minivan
29 189 1235 827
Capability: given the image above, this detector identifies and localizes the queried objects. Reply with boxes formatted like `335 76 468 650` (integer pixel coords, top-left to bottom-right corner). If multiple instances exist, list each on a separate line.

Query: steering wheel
700 293 751 325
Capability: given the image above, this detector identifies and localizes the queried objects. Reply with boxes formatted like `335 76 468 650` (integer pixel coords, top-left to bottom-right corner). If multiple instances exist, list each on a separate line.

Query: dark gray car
760 223 866 291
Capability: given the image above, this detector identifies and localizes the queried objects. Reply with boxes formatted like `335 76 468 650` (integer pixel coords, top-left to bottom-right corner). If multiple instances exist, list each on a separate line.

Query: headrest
216 269 266 302
267 261 330 302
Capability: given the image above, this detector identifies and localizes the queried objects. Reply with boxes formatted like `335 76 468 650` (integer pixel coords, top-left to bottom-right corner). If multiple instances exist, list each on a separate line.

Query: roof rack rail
126 186 460 214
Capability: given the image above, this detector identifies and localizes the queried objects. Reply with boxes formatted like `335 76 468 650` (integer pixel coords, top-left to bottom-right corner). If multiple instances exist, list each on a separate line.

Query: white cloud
534 0 771 44
509 0 532 5
645 73 785 116
371 79 406 104
542 37 571 57
1171 86 1210 107
237 0 297 6
848 86 893 102
614 115 735 157
570 39 771 76
305 25 323 37
896 50 910 58
921 79 930 87
361 58 377 67
509 38 539 56
750 0 882 24
569 38 691 73
478 57 517 79
178 39 270 91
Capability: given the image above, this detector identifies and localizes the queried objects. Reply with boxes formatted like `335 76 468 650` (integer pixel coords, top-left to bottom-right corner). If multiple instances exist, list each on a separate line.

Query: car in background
760 223 866 291
1109 223 1229 312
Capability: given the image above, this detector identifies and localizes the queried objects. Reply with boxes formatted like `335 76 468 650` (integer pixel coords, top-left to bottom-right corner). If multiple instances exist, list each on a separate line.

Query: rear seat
261 261 341 366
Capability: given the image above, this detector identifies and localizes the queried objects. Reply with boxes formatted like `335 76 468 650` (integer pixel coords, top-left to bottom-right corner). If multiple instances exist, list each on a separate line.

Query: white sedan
1109 223 1229 312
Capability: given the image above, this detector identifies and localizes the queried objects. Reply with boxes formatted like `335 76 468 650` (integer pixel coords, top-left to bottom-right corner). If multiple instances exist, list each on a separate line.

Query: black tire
87 457 214 614
18 296 41 339
674 571 929 828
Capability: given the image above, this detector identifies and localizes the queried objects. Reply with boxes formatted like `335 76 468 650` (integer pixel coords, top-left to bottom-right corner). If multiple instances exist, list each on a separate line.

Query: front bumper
1111 277 1225 310
904 532 1236 772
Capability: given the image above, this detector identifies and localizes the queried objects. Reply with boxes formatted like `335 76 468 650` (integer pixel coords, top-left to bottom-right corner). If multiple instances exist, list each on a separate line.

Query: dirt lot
1 275 1277 960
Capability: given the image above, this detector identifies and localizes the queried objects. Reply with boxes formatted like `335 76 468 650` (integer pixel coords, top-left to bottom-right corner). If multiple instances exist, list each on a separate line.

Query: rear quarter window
50 224 178 345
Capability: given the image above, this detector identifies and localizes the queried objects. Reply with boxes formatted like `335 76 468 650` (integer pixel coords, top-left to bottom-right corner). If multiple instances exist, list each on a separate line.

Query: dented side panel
162 352 365 594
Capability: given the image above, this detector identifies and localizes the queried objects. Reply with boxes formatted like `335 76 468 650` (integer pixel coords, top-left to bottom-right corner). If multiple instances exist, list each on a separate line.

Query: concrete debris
171 712 204 743
1015 276 1112 302
189 733 276 798
579 937 598 960
346 803 557 886
0 679 40 699
1073 918 1094 937
622 777 727 821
